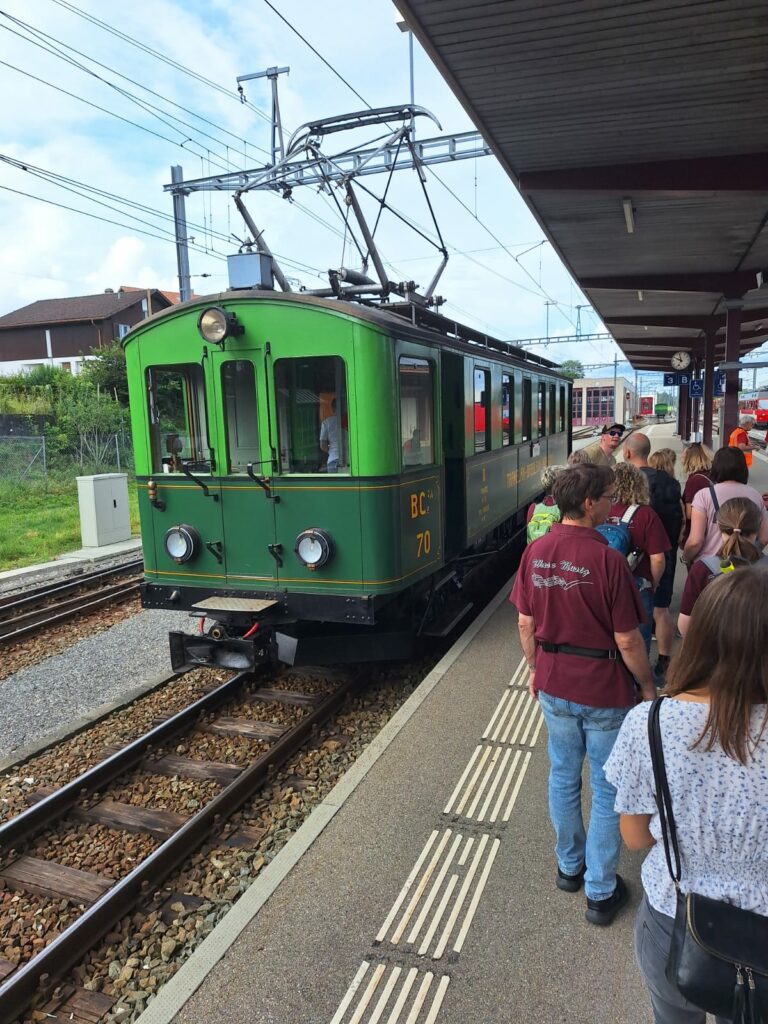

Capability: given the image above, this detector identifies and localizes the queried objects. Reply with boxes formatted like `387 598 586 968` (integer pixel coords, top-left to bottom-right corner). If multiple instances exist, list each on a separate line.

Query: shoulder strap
647 697 682 887
708 482 720 514
620 504 639 525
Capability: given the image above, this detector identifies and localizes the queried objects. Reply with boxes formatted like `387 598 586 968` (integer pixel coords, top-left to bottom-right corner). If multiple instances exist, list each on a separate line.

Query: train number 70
416 530 432 558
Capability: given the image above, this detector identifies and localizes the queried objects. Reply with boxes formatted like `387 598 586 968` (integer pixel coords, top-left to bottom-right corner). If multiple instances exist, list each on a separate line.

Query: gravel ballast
0 609 191 759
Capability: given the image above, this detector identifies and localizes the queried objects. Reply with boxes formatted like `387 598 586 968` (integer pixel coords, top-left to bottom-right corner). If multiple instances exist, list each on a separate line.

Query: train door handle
268 543 284 568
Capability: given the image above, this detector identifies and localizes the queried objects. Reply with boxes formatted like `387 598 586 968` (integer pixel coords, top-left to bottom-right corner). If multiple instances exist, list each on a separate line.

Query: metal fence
0 434 132 481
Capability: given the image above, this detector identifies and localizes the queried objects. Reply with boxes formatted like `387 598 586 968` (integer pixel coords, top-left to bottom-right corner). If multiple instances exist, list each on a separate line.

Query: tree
558 359 585 381
80 342 129 405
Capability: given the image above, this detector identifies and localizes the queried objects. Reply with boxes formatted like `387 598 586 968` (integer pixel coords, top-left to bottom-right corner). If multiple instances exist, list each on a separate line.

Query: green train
125 291 570 668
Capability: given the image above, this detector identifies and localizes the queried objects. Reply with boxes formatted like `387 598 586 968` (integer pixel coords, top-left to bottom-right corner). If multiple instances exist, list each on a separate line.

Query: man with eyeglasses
581 423 625 467
511 463 654 928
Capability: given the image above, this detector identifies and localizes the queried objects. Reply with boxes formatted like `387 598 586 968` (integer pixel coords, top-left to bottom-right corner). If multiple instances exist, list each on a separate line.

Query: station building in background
571 376 637 428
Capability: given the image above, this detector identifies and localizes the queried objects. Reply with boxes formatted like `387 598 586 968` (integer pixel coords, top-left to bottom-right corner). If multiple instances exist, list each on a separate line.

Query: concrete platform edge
134 571 517 1024
0 670 179 774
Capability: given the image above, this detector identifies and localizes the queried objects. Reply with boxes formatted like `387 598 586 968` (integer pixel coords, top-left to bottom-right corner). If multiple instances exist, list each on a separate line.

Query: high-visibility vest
729 427 752 467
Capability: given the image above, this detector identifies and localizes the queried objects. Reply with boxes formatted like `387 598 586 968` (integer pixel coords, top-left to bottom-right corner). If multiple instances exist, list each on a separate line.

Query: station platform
132 420 768 1024
0 536 142 595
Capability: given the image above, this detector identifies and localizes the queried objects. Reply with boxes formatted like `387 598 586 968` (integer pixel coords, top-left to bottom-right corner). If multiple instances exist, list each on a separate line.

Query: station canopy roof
394 0 768 372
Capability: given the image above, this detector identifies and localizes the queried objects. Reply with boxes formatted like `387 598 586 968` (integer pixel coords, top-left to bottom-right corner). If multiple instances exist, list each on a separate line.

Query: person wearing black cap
582 423 625 468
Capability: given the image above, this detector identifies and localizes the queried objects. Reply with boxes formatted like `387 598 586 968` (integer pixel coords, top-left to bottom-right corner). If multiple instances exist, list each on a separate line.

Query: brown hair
649 448 676 476
551 463 614 519
682 442 713 476
612 462 650 506
716 497 763 563
711 446 749 485
666 569 768 763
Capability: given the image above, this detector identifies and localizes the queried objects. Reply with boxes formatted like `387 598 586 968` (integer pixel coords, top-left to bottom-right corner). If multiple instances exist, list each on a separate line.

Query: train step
422 601 474 638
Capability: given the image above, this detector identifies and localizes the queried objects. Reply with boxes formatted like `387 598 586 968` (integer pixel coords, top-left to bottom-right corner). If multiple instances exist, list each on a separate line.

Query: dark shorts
654 550 676 608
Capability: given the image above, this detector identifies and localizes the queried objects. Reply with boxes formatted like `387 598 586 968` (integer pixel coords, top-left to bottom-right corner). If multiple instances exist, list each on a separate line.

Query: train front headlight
294 529 333 570
197 306 243 345
164 524 201 564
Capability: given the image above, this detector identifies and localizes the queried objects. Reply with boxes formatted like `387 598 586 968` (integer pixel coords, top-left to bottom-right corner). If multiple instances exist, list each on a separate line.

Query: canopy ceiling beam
583 271 765 296
519 153 768 196
606 313 768 330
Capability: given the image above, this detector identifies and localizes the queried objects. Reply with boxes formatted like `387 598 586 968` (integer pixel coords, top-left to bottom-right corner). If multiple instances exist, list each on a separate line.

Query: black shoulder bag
648 696 768 1023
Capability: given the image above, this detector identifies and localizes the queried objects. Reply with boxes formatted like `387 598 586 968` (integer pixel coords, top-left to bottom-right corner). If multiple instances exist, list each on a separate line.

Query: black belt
538 641 619 661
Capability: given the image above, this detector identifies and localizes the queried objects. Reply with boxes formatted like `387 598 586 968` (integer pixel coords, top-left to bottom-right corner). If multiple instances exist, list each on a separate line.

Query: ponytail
717 498 763 564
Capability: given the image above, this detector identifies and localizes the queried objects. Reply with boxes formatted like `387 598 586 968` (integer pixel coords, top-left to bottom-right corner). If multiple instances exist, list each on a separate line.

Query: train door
145 360 227 581
440 351 466 556
209 351 279 586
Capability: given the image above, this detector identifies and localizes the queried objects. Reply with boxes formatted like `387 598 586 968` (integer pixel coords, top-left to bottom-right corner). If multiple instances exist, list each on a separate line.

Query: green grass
0 477 140 571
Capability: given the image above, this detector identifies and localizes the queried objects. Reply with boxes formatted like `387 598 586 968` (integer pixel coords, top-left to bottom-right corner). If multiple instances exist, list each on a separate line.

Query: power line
0 10 270 163
47 0 276 129
261 0 370 109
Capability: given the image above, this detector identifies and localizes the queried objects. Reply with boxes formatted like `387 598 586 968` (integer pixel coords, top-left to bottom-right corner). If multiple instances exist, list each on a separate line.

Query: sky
0 0 762 391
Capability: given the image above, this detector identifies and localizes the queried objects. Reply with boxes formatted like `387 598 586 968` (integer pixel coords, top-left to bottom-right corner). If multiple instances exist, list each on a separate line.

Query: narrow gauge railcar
125 291 570 668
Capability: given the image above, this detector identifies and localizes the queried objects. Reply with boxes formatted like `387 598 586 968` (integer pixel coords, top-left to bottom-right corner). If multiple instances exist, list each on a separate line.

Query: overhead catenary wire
0 9 272 163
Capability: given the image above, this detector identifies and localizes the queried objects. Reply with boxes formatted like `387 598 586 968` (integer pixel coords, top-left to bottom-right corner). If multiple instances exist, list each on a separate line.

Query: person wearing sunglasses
582 423 625 467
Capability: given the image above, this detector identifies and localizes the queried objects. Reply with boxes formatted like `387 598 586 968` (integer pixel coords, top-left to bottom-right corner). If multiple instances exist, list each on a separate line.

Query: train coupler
169 630 272 671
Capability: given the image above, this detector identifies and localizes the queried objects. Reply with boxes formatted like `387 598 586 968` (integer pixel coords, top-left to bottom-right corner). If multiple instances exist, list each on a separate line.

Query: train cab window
221 361 260 473
275 356 349 474
399 357 434 467
559 385 566 432
522 377 532 442
502 372 512 447
474 367 491 453
147 364 210 473
537 383 546 437
549 384 557 434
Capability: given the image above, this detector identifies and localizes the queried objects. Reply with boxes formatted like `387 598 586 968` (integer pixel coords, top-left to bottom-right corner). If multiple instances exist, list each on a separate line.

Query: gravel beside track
0 609 191 760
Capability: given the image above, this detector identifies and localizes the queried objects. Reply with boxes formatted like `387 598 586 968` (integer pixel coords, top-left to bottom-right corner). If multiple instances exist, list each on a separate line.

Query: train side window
559 385 566 432
502 372 512 447
147 364 210 473
221 361 260 473
400 357 434 467
522 377 532 442
537 382 546 437
275 356 349 474
474 367 491 453
549 384 557 434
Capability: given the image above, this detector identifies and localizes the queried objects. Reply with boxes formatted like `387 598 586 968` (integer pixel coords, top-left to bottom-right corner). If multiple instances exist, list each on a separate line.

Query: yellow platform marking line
445 745 534 825
373 829 500 962
330 963 449 1024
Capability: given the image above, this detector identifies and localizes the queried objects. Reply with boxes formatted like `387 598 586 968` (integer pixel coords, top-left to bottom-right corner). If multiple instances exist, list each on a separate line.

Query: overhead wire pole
170 166 192 302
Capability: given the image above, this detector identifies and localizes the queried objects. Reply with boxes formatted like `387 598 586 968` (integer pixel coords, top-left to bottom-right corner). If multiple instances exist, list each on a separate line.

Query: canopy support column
702 333 715 449
723 299 743 441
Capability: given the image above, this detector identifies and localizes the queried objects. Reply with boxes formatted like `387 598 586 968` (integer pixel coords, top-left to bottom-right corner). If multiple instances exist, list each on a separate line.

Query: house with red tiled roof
0 288 174 375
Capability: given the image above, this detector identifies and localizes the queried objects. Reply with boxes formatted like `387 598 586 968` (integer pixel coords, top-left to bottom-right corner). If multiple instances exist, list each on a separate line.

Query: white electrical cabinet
76 473 131 548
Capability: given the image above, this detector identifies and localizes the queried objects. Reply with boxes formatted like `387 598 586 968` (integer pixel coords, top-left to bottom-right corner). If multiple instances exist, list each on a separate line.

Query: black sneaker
556 865 585 893
585 875 629 926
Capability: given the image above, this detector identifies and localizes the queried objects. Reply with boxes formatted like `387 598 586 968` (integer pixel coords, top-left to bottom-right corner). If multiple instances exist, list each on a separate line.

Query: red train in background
739 391 768 427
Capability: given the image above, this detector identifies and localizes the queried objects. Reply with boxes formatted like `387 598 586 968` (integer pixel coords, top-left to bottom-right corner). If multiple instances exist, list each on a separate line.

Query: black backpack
643 467 682 543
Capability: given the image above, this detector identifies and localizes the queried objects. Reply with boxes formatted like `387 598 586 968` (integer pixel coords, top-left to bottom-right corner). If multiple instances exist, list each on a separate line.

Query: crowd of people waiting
513 422 768 1024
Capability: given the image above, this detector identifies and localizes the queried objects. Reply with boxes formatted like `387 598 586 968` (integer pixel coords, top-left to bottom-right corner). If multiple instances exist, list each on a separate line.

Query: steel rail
0 558 144 612
0 671 251 852
0 579 142 644
0 675 355 1024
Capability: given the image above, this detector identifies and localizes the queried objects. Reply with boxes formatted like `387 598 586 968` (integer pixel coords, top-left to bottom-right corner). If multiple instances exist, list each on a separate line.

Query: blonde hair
612 462 650 506
681 442 714 476
567 448 591 465
717 497 763 563
541 464 565 492
649 448 676 476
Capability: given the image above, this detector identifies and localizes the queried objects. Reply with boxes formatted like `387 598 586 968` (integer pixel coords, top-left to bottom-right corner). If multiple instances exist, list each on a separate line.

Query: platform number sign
663 372 677 387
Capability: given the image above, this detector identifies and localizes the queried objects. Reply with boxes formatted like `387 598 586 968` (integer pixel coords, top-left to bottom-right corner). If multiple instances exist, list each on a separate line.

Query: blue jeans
636 581 654 653
538 691 630 901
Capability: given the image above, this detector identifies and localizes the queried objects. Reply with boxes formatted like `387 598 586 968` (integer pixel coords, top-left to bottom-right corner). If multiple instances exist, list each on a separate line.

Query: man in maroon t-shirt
510 463 654 927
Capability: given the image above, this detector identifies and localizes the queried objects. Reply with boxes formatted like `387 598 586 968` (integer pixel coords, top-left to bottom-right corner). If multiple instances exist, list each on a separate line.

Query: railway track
0 666 357 1024
0 560 144 647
